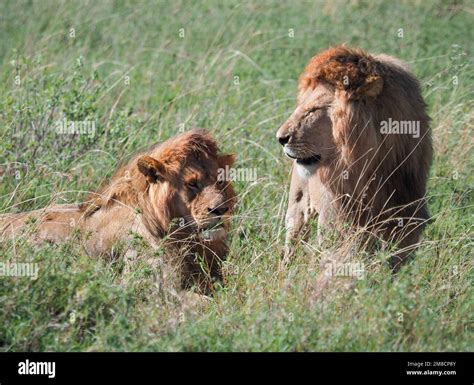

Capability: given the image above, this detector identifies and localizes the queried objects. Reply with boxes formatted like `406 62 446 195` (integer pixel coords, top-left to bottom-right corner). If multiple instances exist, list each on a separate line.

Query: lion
276 46 433 272
1 129 237 293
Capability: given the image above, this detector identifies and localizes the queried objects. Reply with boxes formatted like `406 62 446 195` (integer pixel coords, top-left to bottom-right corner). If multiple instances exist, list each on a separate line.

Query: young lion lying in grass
0 129 237 294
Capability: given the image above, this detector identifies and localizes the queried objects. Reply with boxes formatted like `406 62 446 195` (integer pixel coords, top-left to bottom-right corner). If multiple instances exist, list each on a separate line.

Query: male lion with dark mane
276 46 432 273
1 129 236 293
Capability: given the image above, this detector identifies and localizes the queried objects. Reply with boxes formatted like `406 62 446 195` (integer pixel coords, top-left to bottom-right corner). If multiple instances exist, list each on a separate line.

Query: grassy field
0 0 472 351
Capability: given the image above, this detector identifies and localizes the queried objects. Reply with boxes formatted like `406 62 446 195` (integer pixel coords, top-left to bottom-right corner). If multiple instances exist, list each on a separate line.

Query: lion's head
276 77 337 178
82 129 236 243
277 46 432 257
277 46 400 178
136 129 237 241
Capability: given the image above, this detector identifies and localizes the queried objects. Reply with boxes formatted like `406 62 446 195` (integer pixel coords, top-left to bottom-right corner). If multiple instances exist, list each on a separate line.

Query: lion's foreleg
282 203 314 265
281 164 314 267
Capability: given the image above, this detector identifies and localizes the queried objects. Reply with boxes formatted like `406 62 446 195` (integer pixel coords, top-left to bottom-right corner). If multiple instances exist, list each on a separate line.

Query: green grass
0 0 472 351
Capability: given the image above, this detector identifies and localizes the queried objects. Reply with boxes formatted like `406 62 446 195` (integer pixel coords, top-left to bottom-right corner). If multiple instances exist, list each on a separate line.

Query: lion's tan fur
278 46 433 271
1 129 236 292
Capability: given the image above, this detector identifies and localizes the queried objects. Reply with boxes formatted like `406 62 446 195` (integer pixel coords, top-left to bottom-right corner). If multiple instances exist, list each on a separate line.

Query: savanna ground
0 0 472 351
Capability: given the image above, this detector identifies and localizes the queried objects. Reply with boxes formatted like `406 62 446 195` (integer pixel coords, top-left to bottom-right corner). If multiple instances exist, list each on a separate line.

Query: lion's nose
277 134 290 146
208 206 228 216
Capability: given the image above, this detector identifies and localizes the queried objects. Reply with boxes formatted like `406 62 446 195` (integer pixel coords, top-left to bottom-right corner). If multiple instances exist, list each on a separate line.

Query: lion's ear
357 74 383 99
137 155 166 183
218 154 236 168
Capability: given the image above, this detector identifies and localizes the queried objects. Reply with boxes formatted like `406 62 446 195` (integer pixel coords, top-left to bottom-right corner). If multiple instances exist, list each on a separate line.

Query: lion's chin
296 162 318 179
199 227 226 242
284 149 321 179
284 147 321 166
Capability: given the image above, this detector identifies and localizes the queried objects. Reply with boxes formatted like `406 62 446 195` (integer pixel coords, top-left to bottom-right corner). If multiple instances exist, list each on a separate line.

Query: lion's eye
187 181 200 190
307 106 325 114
